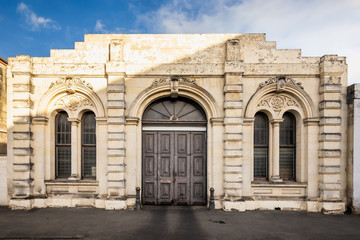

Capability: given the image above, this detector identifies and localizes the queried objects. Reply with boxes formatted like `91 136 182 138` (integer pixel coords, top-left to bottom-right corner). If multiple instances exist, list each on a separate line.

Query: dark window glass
55 111 71 178
254 112 269 179
82 112 96 178
280 112 296 181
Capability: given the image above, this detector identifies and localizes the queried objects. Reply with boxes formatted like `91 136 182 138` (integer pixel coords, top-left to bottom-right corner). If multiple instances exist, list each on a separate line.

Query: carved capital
126 117 140 126
32 116 49 125
210 117 223 126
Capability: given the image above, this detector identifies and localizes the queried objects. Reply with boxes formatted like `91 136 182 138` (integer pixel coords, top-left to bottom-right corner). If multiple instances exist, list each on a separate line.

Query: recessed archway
141 97 207 205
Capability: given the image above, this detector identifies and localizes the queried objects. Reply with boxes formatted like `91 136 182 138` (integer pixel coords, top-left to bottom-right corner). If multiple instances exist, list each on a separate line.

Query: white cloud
17 2 60 31
137 0 360 85
94 20 128 34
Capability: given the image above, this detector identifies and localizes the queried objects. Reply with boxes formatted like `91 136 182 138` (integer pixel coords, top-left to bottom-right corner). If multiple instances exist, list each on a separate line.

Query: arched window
81 112 96 178
280 112 296 181
254 112 269 180
55 111 71 178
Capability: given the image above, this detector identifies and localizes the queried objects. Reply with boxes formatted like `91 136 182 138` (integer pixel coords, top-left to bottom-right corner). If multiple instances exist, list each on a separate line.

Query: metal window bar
254 112 269 180
280 112 296 181
55 111 71 178
81 112 96 178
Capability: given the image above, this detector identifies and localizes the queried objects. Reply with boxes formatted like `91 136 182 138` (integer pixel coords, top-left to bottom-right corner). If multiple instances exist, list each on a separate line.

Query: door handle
173 178 176 183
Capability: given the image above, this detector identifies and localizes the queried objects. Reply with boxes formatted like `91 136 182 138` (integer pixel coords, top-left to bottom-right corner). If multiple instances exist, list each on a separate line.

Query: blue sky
0 0 359 84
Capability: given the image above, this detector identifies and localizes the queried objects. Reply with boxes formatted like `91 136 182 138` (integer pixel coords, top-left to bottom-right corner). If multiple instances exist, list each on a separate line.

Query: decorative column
32 117 48 197
318 55 347 213
209 118 224 208
223 39 245 206
125 117 139 200
68 118 80 180
271 119 282 182
96 117 108 196
8 56 34 208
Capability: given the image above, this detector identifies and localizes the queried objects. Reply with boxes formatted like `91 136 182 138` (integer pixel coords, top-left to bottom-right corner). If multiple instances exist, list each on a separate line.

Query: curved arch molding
36 78 106 118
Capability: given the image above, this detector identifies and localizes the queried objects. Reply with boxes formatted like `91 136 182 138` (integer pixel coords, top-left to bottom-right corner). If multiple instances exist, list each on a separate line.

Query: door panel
174 132 190 204
142 132 157 204
191 132 206 205
157 132 174 204
142 131 206 205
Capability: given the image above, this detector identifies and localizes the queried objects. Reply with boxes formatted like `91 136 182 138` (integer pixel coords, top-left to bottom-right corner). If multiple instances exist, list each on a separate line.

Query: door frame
125 84 223 208
142 129 207 205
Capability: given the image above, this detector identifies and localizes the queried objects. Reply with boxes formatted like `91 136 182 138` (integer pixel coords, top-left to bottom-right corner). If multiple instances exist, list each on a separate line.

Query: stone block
107 84 125 93
224 140 242 150
319 117 341 126
318 149 341 158
224 84 243 93
224 101 243 109
107 117 125 124
319 133 341 142
107 100 125 109
319 84 342 94
13 147 32 156
224 149 243 158
319 100 341 110
223 200 245 211
104 199 127 210
107 148 125 157
224 133 243 141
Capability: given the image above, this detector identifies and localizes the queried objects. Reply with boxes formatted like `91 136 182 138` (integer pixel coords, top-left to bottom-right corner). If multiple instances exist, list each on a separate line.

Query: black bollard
135 187 141 210
209 187 215 210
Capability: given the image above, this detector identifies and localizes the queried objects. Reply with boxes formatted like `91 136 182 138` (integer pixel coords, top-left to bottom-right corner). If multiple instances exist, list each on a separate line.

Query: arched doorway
142 97 207 205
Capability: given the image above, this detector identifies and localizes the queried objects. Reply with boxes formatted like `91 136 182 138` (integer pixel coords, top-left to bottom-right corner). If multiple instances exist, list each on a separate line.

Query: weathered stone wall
3 34 349 212
347 84 360 212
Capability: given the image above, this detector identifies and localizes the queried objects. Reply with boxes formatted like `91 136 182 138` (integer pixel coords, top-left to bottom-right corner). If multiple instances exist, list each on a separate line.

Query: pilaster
106 44 126 197
223 39 244 200
318 55 346 202
9 55 34 198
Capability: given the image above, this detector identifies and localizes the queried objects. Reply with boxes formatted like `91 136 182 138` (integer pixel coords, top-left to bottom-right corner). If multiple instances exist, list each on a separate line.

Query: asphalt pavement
0 206 359 240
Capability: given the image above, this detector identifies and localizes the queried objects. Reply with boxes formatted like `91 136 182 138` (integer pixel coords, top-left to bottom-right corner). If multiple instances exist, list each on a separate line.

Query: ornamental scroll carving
55 95 94 111
258 76 303 91
258 95 299 112
151 76 198 87
49 77 93 93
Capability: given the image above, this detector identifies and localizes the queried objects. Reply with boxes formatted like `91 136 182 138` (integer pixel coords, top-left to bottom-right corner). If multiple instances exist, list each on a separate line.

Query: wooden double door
142 131 207 205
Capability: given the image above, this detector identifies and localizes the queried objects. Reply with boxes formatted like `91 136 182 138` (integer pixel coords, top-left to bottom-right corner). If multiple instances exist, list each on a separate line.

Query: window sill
45 180 98 186
251 181 307 188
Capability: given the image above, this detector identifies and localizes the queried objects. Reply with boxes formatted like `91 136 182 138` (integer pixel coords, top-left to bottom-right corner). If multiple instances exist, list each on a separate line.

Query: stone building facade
347 84 360 212
0 57 7 206
3 34 350 213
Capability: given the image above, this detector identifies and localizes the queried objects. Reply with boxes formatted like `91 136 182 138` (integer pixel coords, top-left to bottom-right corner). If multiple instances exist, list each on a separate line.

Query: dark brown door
142 131 206 205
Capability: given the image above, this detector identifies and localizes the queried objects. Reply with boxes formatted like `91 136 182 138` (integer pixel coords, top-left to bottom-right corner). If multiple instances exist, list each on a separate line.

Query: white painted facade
0 34 354 213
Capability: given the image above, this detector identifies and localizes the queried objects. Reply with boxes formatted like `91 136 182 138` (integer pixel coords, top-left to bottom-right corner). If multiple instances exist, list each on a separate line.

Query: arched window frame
55 111 71 179
253 112 269 180
81 111 97 179
279 112 296 181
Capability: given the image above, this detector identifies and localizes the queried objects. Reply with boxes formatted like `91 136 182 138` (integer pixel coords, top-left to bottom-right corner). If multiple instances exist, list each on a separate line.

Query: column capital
125 117 140 126
210 117 224 126
96 117 108 125
67 118 80 125
271 119 283 125
32 116 48 125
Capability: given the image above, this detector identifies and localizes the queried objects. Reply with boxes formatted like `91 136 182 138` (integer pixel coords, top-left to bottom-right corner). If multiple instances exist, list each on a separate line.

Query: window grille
81 112 96 178
254 112 269 179
55 111 71 178
280 112 296 181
